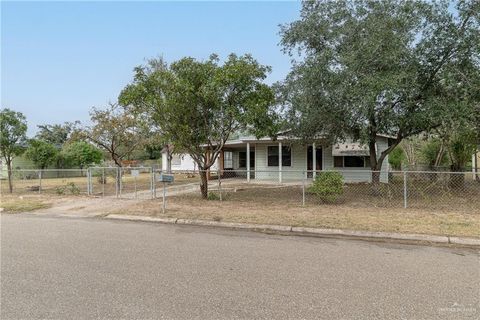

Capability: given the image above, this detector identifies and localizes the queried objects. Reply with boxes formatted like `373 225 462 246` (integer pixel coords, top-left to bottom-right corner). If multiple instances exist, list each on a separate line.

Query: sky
1 1 301 136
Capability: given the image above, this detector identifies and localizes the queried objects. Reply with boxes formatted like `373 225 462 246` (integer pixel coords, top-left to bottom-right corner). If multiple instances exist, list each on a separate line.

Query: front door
307 146 322 178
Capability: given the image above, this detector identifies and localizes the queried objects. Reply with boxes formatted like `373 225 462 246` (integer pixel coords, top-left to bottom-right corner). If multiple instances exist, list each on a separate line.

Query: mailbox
157 174 174 183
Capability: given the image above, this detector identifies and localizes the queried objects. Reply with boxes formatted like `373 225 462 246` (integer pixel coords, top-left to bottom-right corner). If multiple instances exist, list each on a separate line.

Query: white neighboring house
161 133 391 183
161 153 219 171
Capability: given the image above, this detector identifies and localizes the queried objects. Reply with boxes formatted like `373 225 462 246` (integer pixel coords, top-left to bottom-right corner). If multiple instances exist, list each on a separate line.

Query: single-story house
162 133 391 183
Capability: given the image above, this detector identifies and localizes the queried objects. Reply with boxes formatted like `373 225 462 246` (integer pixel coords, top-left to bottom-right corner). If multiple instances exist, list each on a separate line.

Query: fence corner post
403 171 408 208
302 170 306 206
162 181 166 214
102 168 105 197
39 170 42 194
150 167 154 199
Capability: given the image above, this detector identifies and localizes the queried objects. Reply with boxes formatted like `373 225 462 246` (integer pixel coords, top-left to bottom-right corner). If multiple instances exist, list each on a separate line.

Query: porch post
279 142 282 183
312 142 316 180
246 142 251 182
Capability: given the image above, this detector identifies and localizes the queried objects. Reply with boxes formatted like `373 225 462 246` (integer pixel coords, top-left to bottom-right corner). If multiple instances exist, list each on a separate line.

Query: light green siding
250 137 390 183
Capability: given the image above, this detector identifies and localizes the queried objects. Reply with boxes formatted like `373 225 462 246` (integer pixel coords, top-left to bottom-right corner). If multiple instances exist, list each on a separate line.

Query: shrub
388 146 405 170
308 171 344 203
207 192 221 201
66 182 80 195
55 182 80 195
55 186 66 195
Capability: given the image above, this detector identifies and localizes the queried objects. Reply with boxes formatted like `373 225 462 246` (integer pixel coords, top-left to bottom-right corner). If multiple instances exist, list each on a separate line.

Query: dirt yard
2 181 478 238
111 184 480 238
0 172 200 197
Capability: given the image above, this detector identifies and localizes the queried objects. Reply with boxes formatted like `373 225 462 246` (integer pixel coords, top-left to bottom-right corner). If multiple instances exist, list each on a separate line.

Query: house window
344 156 365 167
268 146 291 167
239 151 255 168
334 156 370 168
224 151 233 169
334 156 344 168
239 152 246 168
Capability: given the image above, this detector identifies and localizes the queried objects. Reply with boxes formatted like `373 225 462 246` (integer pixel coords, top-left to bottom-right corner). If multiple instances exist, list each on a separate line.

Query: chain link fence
0 169 89 195
1 168 478 213
173 169 479 213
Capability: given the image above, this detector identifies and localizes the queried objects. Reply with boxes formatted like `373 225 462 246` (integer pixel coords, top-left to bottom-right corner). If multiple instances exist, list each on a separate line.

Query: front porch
210 138 389 184
215 140 324 183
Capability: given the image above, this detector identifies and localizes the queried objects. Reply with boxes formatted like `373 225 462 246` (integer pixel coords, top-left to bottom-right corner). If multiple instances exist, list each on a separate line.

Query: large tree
61 141 103 171
24 139 58 170
82 103 143 167
35 122 79 146
119 54 277 198
0 108 28 193
280 0 480 183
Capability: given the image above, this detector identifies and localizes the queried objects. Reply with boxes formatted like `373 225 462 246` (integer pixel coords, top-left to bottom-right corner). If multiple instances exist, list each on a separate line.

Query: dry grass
1 172 200 197
111 184 480 238
1 195 52 213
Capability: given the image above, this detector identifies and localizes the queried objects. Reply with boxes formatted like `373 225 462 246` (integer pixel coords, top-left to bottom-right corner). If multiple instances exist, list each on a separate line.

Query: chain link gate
87 167 155 199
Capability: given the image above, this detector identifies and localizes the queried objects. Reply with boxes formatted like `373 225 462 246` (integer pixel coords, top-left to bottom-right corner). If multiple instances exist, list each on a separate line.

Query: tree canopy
119 53 277 197
0 108 28 192
35 122 80 146
279 0 480 178
82 103 144 167
62 141 103 169
24 139 58 169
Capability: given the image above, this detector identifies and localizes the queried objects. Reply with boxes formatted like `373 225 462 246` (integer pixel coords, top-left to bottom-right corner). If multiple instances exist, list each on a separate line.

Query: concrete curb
105 214 480 247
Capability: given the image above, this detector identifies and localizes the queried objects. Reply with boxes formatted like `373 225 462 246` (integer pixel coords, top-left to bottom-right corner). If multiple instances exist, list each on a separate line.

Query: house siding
252 137 390 183
161 136 390 183
323 137 389 183
254 144 307 181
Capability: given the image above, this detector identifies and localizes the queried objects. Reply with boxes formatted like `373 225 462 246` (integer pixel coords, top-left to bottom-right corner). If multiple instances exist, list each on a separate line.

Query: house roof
226 131 392 144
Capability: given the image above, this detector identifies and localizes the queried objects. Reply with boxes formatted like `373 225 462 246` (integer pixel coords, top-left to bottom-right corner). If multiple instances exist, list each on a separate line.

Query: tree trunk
116 165 122 195
167 151 172 174
368 140 381 195
199 170 208 199
434 142 445 167
7 159 13 193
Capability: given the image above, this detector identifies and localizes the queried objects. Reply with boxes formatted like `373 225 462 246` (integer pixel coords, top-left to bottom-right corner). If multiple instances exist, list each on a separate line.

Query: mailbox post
157 173 174 213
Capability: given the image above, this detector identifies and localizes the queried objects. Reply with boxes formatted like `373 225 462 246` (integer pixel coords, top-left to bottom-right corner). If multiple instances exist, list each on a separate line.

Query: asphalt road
1 214 479 320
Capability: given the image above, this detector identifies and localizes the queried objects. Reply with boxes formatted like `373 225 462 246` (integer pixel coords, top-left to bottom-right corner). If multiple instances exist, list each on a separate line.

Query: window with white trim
334 156 370 168
267 146 291 167
224 151 233 169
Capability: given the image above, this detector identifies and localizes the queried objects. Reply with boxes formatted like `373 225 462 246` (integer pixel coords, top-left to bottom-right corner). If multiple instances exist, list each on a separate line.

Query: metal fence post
162 182 166 214
102 168 105 197
218 170 222 201
119 167 122 197
403 171 408 208
89 168 93 195
38 170 42 194
115 167 119 198
150 167 154 199
90 168 94 195
302 171 306 206
153 170 157 199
